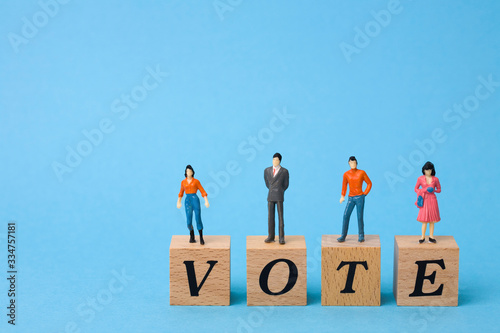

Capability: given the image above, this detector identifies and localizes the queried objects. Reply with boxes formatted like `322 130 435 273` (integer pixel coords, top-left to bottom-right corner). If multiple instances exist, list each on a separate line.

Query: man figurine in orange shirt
337 156 372 243
264 153 289 244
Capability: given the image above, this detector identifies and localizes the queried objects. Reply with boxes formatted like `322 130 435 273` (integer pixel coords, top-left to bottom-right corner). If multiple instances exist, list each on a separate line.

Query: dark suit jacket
264 166 289 202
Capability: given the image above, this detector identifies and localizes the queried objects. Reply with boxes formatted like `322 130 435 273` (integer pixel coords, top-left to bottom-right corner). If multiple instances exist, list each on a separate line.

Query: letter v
183 260 218 296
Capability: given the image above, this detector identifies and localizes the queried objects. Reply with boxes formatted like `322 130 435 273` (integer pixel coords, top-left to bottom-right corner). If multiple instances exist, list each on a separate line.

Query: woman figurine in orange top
415 161 441 244
177 165 210 245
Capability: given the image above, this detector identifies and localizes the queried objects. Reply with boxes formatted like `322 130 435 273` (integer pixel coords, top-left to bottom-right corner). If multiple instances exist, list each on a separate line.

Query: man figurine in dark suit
264 153 289 244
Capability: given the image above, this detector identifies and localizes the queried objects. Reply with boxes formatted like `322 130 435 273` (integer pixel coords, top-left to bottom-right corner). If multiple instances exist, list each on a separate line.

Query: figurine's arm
363 172 372 195
177 183 184 209
264 169 269 189
434 178 441 193
414 178 421 193
414 178 429 199
197 180 210 208
340 173 348 203
283 170 289 191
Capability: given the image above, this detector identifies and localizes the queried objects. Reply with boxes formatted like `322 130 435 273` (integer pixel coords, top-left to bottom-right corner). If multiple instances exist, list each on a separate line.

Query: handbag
415 195 424 208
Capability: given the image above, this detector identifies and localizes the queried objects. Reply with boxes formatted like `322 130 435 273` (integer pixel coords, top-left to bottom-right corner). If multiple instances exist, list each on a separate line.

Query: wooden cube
321 235 381 306
246 236 307 306
393 235 459 306
169 235 230 305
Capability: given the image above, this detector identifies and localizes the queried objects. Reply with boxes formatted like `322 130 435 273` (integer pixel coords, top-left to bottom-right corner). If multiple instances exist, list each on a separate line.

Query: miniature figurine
415 161 441 243
264 153 289 244
177 165 209 245
337 156 372 243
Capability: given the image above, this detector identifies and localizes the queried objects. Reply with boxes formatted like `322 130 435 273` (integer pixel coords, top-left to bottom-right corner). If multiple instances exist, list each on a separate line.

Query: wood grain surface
170 235 230 306
246 235 307 306
321 234 381 306
393 235 459 306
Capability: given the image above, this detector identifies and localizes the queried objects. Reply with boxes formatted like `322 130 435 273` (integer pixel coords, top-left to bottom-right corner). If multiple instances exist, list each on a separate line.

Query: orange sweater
341 169 372 197
178 178 207 197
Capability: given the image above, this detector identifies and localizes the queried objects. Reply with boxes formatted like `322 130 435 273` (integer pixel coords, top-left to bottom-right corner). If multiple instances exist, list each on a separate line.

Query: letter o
259 258 298 295
409 150 425 166
257 128 274 144
463 96 479 112
97 289 113 305
365 20 381 37
131 85 148 102
77 140 93 157
33 11 49 27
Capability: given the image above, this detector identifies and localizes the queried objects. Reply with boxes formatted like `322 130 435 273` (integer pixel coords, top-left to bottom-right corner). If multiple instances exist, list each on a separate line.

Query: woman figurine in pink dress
415 161 441 243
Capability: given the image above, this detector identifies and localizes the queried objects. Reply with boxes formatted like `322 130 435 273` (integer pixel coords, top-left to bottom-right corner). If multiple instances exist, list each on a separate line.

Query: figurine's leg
356 195 365 242
339 197 355 241
193 195 203 231
277 201 285 244
265 201 276 242
192 196 204 244
421 223 427 239
428 223 436 243
185 196 196 243
185 196 194 231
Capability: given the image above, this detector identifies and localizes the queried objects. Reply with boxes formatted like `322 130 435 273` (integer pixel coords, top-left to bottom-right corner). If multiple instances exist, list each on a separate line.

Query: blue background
1 0 499 332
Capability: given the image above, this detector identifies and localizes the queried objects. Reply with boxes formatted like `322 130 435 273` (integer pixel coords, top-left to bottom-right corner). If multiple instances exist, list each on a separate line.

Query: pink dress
415 175 441 223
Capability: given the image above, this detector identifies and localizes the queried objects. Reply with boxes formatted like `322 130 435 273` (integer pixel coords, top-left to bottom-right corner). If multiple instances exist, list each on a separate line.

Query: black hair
273 153 282 162
421 161 436 176
184 165 195 178
348 156 357 164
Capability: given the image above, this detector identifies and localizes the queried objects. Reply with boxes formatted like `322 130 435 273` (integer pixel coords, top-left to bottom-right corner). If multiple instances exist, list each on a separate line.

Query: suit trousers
268 201 284 241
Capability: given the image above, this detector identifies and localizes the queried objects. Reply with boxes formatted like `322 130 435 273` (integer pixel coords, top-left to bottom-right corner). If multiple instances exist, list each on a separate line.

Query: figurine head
184 165 195 178
421 161 436 176
272 153 282 167
348 156 357 169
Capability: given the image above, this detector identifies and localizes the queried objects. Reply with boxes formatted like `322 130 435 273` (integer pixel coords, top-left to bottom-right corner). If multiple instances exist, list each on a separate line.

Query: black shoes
419 237 436 244
199 230 205 245
189 230 196 243
264 237 284 244
189 229 205 245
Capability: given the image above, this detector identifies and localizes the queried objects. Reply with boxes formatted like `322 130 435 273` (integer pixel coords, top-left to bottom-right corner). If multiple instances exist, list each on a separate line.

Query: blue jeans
185 194 203 231
341 195 365 238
